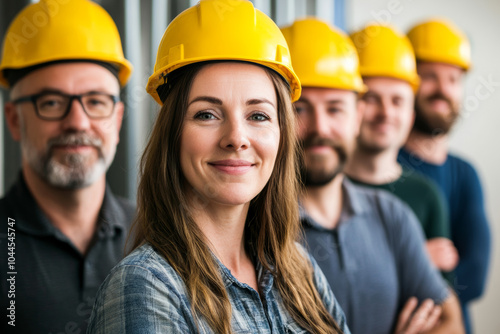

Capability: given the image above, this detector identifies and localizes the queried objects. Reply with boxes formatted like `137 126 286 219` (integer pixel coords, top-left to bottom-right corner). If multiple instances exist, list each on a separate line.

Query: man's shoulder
0 196 12 224
113 195 136 218
447 153 480 176
0 177 32 218
348 183 433 265
103 188 136 229
345 180 419 233
347 180 413 214
398 172 443 198
0 194 8 211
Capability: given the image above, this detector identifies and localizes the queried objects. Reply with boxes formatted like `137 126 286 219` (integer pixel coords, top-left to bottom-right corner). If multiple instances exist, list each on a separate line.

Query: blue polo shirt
301 179 449 334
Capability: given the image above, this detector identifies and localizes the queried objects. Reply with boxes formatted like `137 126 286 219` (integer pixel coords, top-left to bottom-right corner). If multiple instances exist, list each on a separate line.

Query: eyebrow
33 88 66 95
188 96 276 108
246 98 275 108
325 99 345 105
363 91 379 97
297 98 345 107
296 97 310 104
188 96 223 106
31 88 116 96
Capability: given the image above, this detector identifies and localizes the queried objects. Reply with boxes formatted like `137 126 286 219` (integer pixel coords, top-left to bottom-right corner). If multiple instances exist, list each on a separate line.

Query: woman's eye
249 113 269 121
194 111 217 120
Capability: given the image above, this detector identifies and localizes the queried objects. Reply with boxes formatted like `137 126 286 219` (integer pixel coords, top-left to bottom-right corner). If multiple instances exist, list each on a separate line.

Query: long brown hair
131 62 343 334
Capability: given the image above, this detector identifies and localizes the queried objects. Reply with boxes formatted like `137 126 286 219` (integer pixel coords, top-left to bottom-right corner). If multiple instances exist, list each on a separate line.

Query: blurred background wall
1 0 497 332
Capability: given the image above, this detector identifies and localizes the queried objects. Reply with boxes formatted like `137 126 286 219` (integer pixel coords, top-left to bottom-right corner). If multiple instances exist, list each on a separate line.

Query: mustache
301 136 338 149
426 92 453 106
300 135 348 161
47 132 102 151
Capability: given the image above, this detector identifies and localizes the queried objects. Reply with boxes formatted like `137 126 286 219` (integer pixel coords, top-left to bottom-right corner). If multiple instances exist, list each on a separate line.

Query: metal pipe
124 0 143 199
316 0 335 25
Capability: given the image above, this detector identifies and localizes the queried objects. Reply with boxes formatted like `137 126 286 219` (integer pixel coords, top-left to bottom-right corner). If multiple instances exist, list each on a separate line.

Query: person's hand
426 238 459 272
394 297 442 334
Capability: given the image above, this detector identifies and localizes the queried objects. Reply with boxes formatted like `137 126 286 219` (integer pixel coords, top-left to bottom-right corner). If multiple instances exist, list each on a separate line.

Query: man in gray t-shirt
301 180 448 333
281 18 464 334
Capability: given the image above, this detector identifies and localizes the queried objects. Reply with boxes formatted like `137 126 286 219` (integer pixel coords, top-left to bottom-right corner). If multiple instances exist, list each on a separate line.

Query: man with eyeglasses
0 1 134 333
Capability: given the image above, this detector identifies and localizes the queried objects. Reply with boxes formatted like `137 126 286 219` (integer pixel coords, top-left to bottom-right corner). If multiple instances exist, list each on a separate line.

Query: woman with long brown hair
88 1 349 333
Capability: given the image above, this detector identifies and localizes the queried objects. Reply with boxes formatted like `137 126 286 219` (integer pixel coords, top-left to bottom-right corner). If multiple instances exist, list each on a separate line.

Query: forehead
417 62 464 76
299 87 357 104
11 62 120 97
188 62 276 103
364 77 413 95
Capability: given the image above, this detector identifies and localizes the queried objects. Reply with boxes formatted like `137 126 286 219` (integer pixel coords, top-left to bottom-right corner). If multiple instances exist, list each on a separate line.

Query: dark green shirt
348 171 453 284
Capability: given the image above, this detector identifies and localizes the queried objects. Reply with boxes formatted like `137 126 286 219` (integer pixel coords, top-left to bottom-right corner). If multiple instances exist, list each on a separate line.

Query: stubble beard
413 92 460 135
300 136 347 187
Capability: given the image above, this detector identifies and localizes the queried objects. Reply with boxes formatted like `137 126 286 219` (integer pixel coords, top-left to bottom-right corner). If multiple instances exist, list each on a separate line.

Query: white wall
348 0 499 332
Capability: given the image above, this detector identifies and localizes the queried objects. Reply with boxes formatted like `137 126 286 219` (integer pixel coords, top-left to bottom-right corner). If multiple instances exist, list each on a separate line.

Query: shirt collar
300 177 368 230
97 184 129 237
341 177 368 216
213 252 275 294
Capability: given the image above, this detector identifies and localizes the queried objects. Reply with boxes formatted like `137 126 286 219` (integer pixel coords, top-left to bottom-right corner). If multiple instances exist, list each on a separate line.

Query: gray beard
21 132 113 189
43 152 108 189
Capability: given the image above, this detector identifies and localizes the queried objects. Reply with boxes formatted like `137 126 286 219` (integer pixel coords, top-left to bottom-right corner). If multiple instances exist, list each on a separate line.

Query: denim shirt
87 243 350 333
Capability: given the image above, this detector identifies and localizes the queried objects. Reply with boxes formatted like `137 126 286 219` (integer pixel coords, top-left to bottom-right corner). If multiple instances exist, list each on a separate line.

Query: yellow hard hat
280 18 365 93
407 19 471 70
350 24 420 91
147 0 301 105
0 0 133 88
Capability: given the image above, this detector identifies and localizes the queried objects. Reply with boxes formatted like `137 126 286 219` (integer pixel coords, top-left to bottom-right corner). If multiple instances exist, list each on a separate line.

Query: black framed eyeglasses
12 91 120 121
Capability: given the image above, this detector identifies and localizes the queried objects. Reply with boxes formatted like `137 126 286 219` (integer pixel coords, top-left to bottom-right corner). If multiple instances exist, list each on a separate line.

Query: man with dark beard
398 19 491 334
282 18 464 334
0 1 134 333
345 25 458 284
